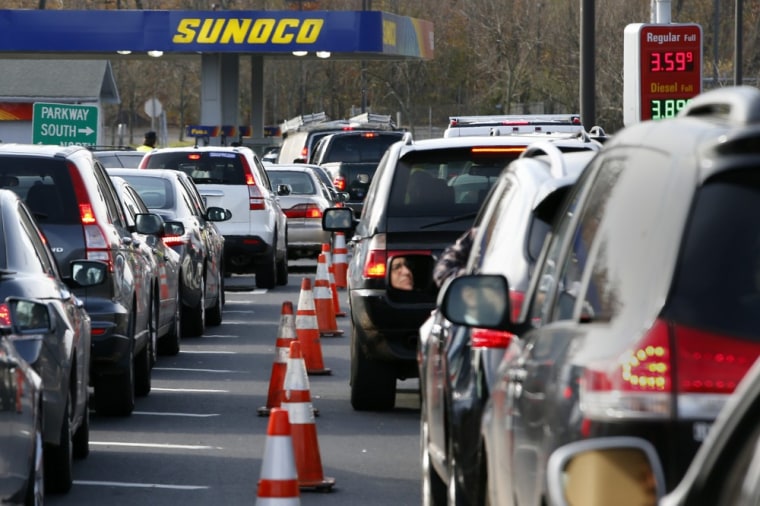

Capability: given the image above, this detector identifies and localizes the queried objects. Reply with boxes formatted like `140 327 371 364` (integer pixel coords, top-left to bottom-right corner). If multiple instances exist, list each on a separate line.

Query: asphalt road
47 260 422 506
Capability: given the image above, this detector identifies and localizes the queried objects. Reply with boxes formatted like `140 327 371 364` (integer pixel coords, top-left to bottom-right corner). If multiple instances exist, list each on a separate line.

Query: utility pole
361 0 371 113
580 0 595 129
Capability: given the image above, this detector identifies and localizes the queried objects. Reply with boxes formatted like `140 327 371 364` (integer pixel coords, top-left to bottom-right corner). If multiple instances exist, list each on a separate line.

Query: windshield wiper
421 212 477 229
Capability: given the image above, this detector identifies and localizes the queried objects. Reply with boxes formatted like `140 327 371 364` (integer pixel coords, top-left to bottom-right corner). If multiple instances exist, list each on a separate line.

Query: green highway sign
32 102 98 146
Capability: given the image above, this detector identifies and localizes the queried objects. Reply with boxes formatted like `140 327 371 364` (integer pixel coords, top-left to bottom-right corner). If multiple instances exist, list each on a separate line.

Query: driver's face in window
390 257 414 291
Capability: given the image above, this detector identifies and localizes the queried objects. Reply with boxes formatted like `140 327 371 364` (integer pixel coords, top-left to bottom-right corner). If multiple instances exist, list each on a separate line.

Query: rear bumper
223 235 274 272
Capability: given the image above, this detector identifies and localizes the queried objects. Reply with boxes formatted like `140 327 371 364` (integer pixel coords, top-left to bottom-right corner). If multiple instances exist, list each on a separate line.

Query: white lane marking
132 411 220 417
180 350 236 354
74 480 208 490
152 367 244 373
221 310 254 313
197 334 238 338
90 441 220 450
151 387 229 393
225 289 267 295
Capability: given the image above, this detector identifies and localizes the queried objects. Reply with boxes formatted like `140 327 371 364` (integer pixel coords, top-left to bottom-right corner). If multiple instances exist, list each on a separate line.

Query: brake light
240 156 266 211
300 146 308 159
68 162 114 271
471 328 515 348
188 153 201 161
162 233 189 248
0 303 10 326
284 204 322 219
471 147 526 154
579 318 760 421
510 290 525 323
333 176 347 191
361 132 378 138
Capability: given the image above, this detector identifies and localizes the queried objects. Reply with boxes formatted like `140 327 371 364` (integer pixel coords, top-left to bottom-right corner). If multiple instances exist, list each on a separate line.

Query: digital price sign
623 23 702 125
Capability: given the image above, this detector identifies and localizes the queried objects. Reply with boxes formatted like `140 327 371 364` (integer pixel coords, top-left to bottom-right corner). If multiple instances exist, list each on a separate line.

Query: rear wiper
0 269 17 278
421 212 477 229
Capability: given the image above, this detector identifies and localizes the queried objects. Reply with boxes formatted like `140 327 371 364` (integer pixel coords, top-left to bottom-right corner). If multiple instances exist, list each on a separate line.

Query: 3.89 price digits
649 51 694 72
650 98 690 120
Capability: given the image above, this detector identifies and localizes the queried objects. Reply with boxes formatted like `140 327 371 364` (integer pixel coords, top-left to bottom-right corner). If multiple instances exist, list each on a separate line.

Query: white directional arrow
78 126 95 136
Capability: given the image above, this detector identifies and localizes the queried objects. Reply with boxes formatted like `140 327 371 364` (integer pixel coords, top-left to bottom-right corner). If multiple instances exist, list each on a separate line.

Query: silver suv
139 146 288 288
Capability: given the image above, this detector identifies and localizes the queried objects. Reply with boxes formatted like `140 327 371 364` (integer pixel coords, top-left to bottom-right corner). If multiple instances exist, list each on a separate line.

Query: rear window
267 171 315 195
0 157 79 224
144 152 246 184
117 175 176 210
319 133 404 164
386 147 521 217
667 171 760 339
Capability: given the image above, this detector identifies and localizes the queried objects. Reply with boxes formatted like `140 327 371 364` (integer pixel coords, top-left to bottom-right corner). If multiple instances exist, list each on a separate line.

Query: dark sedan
107 168 229 339
0 326 43 505
0 189 101 493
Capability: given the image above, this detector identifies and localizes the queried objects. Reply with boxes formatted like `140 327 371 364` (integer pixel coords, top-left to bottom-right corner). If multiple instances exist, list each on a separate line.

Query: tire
25 410 44 506
72 394 90 460
256 248 277 289
134 336 152 397
159 286 181 356
349 323 396 411
447 444 468 506
421 405 447 506
94 314 136 416
44 396 73 493
276 249 288 286
206 268 223 326
182 275 205 337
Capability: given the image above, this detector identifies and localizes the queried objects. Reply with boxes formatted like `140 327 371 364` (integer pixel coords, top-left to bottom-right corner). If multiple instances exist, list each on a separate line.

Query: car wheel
26 409 44 506
349 323 396 411
421 405 446 506
44 395 73 493
94 312 136 416
159 285 181 355
276 249 289 286
206 268 223 326
447 442 468 506
182 275 205 337
72 393 89 460
256 248 277 289
149 289 159 366
134 334 152 397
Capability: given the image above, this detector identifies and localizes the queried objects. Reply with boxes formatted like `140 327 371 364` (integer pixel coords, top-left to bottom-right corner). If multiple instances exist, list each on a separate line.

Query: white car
139 145 288 288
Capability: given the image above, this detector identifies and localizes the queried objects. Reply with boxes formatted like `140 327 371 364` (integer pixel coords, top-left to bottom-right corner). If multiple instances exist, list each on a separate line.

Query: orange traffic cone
282 341 336 492
314 253 343 337
332 232 348 289
256 407 301 505
295 277 331 376
258 301 298 416
322 243 345 318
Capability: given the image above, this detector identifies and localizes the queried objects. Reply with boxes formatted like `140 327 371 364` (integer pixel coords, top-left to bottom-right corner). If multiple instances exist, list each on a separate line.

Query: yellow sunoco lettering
383 20 397 46
296 19 323 43
172 17 324 45
272 18 299 44
221 19 253 44
173 18 200 43
197 19 225 43
248 19 275 43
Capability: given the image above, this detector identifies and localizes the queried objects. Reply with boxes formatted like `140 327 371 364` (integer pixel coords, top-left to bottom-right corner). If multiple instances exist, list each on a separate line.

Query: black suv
440 86 760 504
0 144 157 416
313 130 411 215
323 135 599 411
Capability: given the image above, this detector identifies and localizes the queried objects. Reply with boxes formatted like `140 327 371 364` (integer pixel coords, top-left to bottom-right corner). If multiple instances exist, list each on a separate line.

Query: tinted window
319 133 404 164
145 152 246 184
0 158 79 224
267 171 315 194
667 170 760 339
386 148 516 218
119 175 176 210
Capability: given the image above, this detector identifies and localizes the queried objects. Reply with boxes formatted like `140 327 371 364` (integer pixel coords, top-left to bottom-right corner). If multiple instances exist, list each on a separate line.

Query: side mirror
163 221 186 238
68 260 108 288
440 274 510 328
547 437 666 506
336 191 350 203
207 206 232 222
277 184 291 196
0 297 55 364
322 207 355 232
134 212 164 235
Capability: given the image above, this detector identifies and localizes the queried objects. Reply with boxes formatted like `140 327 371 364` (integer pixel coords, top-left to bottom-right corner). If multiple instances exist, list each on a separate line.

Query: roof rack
447 114 584 137
348 112 396 128
280 112 330 135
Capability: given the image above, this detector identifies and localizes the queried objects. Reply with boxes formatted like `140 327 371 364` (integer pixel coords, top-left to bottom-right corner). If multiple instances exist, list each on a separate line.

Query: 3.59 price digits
649 51 694 72
650 98 690 119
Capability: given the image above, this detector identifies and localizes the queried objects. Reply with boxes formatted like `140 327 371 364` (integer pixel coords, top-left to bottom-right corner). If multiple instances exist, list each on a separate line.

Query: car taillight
240 156 266 211
510 290 525 323
284 204 322 219
300 146 309 159
580 318 760 421
162 233 189 248
471 328 515 348
0 303 10 326
68 162 114 271
334 177 347 191
362 246 432 280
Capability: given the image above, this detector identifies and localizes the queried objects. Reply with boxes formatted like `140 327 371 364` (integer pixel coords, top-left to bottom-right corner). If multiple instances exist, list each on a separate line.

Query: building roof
0 59 119 104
